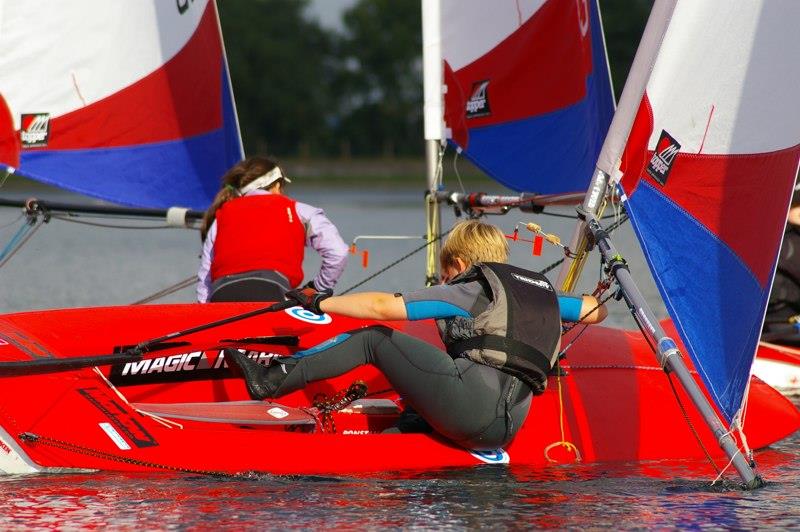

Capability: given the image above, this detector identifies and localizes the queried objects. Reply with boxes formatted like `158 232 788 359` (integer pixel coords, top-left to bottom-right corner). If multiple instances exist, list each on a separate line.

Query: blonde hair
440 220 508 270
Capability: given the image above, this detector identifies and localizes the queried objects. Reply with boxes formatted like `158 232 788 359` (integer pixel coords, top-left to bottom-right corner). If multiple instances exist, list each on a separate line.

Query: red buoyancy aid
211 194 305 287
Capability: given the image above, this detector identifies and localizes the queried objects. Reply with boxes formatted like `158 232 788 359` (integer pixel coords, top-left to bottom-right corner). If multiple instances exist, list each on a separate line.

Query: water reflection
1 444 799 529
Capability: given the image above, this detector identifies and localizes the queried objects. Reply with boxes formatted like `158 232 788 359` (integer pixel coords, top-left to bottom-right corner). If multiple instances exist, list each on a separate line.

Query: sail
0 0 242 211
440 0 614 195
601 0 800 421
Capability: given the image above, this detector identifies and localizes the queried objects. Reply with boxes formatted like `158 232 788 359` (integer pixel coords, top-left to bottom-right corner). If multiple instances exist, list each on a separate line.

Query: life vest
440 262 561 394
210 194 305 287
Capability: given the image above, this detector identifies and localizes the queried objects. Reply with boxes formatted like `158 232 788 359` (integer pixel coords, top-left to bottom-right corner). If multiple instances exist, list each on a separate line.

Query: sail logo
20 113 50 148
646 130 681 185
466 80 491 118
285 306 333 325
511 273 553 291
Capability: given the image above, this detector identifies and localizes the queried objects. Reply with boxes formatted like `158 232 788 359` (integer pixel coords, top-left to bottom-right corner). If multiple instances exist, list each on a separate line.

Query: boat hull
0 303 797 475
754 341 800 396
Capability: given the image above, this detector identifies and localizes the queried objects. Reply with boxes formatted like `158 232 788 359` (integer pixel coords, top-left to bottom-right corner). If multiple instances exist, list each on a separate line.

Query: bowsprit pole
584 213 763 489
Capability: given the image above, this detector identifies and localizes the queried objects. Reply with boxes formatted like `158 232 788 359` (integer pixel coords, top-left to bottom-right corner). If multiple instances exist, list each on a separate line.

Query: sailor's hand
285 287 333 314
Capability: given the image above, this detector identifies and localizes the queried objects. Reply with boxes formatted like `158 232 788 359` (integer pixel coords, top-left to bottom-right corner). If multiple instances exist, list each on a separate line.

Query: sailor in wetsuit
227 220 607 450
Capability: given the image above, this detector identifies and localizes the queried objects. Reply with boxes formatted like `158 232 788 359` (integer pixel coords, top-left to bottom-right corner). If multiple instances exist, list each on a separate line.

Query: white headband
238 167 291 195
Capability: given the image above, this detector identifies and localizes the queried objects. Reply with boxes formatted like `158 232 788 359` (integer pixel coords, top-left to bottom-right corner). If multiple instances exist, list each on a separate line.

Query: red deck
0 303 797 475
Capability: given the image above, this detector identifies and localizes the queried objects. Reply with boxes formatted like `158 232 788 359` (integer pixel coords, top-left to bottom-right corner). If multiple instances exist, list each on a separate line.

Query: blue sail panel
623 181 768 421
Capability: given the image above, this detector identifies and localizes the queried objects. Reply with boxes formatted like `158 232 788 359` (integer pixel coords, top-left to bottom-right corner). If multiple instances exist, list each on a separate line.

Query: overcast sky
305 0 358 31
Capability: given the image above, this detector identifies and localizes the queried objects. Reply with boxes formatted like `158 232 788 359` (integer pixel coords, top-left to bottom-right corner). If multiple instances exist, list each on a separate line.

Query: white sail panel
0 0 208 128
643 2 800 155
441 0 547 70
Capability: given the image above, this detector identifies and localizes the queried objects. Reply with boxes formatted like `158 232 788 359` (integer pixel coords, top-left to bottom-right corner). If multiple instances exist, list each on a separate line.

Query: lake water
0 183 798 529
0 182 662 327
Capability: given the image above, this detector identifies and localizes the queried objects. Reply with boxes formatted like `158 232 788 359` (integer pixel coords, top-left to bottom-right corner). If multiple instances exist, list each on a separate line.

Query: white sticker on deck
267 407 289 419
99 422 131 451
469 449 510 464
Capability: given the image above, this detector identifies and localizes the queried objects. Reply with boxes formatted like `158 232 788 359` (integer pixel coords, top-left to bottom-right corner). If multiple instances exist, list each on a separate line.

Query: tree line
218 0 652 159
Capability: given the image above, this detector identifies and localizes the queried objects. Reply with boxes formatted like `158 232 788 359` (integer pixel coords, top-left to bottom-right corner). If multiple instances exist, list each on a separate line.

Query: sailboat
0 0 797 486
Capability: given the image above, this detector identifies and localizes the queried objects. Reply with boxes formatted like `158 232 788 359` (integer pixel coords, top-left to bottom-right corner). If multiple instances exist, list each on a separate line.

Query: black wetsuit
269 265 569 450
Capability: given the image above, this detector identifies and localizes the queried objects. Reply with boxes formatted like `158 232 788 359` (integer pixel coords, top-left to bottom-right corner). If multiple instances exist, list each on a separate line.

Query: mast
422 0 443 286
556 0 667 292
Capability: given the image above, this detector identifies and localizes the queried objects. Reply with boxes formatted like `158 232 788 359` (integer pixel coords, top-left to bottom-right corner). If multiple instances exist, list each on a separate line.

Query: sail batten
606 0 800 421
0 0 242 210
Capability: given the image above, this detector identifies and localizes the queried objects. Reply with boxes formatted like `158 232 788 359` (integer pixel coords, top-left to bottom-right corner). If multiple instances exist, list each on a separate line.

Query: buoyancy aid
440 262 561 394
211 194 306 287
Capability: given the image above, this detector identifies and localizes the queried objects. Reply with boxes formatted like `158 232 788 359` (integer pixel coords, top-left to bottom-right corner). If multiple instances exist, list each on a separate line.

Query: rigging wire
0 212 24 231
342 212 630 294
131 275 197 305
341 227 455 294
0 217 45 269
50 213 174 230
452 148 467 194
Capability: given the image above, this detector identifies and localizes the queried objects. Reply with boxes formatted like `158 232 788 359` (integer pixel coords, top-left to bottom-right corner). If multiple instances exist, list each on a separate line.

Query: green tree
599 0 652 99
218 0 339 157
335 0 423 157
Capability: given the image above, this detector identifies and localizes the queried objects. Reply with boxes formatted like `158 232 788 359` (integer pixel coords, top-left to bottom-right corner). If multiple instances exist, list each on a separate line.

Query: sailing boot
224 349 296 400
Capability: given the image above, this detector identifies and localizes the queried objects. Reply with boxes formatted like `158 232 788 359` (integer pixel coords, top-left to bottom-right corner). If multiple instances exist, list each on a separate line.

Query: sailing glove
284 287 333 315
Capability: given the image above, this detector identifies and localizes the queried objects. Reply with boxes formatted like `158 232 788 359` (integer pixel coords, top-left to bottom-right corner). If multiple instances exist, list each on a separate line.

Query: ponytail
200 156 280 242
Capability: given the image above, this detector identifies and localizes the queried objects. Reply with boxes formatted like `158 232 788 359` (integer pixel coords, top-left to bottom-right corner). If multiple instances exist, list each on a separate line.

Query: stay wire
0 212 24 231
0 218 45 269
340 227 454 294
50 213 173 230
340 212 629 294
131 275 197 305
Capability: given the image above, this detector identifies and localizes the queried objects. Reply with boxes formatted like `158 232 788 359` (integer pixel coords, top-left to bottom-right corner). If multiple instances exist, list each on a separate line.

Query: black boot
224 349 294 400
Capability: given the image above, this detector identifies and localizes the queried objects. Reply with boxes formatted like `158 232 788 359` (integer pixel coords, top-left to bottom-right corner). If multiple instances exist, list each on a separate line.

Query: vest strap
447 334 551 375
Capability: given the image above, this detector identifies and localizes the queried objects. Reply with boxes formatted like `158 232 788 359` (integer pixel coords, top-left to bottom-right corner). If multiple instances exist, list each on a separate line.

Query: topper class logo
20 113 50 148
469 448 510 464
646 130 681 186
466 80 491 118
285 306 333 325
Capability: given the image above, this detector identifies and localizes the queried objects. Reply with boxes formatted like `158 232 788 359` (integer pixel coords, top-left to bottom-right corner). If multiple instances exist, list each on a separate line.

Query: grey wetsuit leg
278 326 531 449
